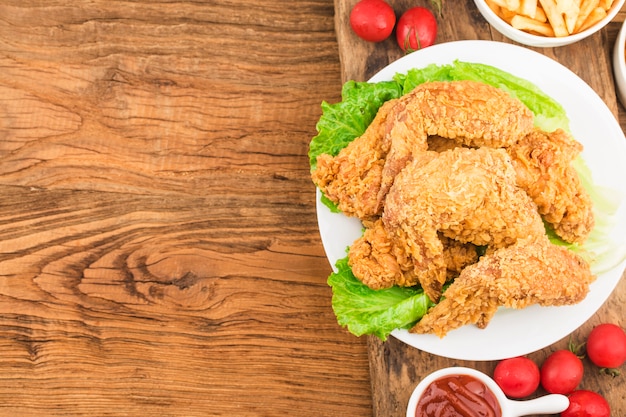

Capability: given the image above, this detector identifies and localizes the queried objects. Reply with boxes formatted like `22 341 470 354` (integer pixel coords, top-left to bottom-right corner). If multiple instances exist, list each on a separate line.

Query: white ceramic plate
316 40 626 361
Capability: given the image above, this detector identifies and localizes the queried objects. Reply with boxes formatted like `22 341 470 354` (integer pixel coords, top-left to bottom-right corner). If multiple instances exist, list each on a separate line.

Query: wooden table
0 1 623 416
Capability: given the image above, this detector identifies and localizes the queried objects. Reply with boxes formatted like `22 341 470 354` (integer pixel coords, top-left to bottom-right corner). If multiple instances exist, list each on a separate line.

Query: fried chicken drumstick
411 236 595 337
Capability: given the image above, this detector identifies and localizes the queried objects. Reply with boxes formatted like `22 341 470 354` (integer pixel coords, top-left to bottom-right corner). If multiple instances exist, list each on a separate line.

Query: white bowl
613 20 626 108
406 367 569 417
474 0 625 47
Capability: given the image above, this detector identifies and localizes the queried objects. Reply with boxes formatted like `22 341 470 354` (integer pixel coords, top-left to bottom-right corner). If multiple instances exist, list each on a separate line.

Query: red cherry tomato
540 349 584 395
561 390 610 417
349 0 396 43
493 356 540 398
395 7 437 52
586 323 626 369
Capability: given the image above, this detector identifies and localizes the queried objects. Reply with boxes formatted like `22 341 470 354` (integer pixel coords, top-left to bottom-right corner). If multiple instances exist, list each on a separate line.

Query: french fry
485 0 608 38
505 0 522 10
500 6 521 21
574 0 600 32
556 0 581 33
511 14 557 35
539 0 570 36
485 0 503 12
599 0 614 9
578 6 608 31
534 6 548 22
520 0 539 18
488 0 521 23
489 0 513 8
487 0 510 22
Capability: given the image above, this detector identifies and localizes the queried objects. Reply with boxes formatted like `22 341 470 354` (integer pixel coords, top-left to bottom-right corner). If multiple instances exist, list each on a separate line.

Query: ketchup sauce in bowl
406 367 569 417
415 373 501 416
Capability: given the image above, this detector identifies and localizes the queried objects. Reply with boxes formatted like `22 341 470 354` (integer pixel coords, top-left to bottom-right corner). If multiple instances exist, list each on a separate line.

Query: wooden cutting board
333 0 626 415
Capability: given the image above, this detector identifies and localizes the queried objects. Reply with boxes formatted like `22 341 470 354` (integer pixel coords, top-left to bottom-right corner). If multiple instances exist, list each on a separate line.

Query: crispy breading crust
312 81 535 220
348 219 479 292
506 128 594 244
312 99 399 220
411 236 595 337
348 147 547 302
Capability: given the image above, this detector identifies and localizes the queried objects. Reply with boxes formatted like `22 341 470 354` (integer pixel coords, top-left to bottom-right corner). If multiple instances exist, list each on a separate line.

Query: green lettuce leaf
393 63 455 93
328 256 434 341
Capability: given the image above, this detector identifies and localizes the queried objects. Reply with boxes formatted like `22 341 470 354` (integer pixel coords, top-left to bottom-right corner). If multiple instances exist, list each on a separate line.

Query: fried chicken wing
411 236 595 337
377 80 535 201
384 147 546 246
388 80 534 148
506 128 594 244
348 219 478 290
312 81 535 219
350 147 546 302
312 99 399 219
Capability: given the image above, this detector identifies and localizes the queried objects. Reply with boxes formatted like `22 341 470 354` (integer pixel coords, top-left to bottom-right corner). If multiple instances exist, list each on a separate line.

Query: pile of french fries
486 0 615 37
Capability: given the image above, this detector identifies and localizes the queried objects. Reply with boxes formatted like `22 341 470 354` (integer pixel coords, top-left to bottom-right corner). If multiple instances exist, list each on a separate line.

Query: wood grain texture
333 0 626 415
0 1 374 416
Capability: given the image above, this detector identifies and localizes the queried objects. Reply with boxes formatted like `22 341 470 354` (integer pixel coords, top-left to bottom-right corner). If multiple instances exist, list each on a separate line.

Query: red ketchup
415 374 502 417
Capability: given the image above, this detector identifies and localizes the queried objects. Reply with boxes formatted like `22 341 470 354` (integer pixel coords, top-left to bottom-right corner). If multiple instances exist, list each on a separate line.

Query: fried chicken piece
312 99 399 219
377 80 535 202
426 128 594 243
348 219 478 290
506 128 594 244
411 236 595 337
312 81 535 219
351 147 545 302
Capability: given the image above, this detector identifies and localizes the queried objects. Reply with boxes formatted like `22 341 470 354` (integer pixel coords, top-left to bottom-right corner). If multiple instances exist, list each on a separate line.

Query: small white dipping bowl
473 0 625 47
406 367 569 417
613 19 626 108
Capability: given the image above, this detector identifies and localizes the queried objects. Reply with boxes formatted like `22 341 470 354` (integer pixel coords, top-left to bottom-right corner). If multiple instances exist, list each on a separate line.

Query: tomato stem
568 337 586 358
403 29 421 54
599 367 621 377
430 0 443 16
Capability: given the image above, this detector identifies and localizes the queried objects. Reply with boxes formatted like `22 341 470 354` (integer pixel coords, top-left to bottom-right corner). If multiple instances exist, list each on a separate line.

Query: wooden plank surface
0 2 375 416
333 0 626 415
